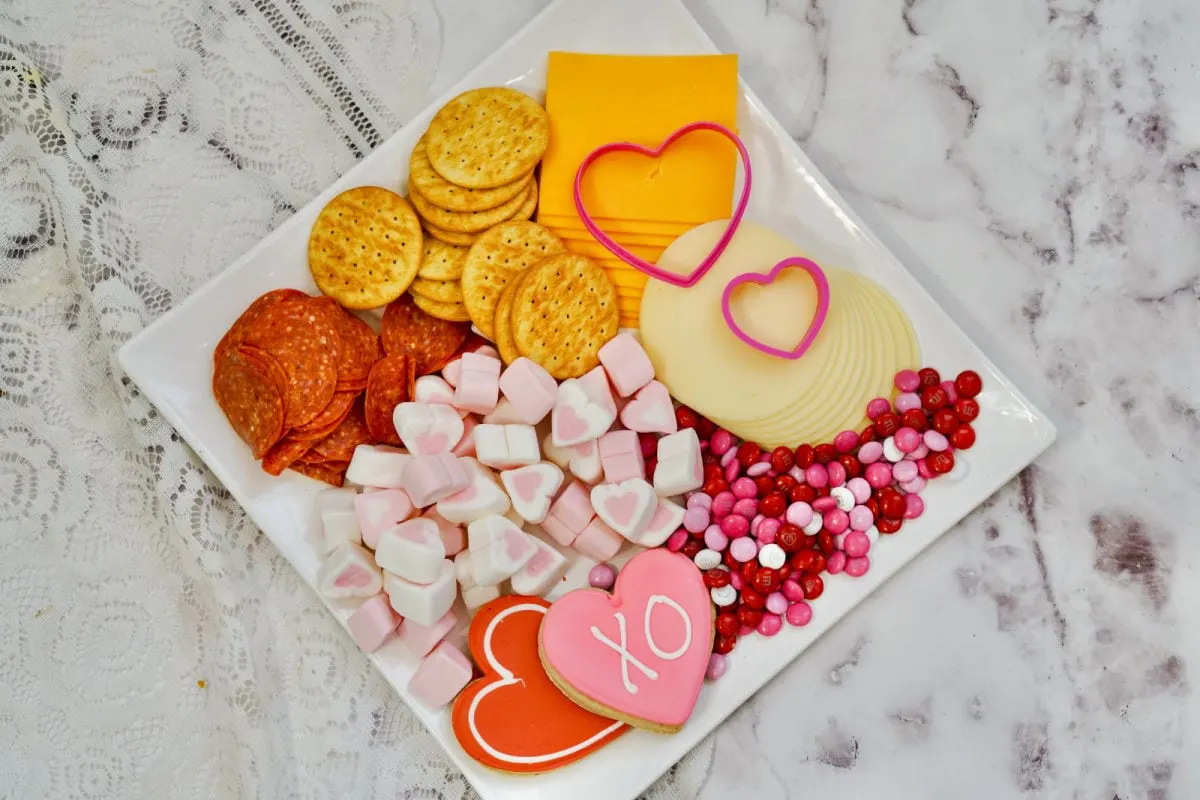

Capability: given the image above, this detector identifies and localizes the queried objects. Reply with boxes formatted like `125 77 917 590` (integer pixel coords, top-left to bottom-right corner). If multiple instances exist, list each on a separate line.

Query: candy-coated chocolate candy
758 543 786 569
892 460 919 484
711 491 735 518
732 498 759 519
758 491 786 519
757 518 781 545
845 556 870 577
882 436 905 463
705 653 728 681
922 385 950 411
865 461 893 489
900 408 928 433
704 524 730 551
824 508 850 535
830 486 855 511
955 369 983 398
894 427 921 453
931 407 958 435
923 430 949 452
736 442 761 468
877 516 903 534
704 462 724 484
817 530 836 555
812 496 837 514
757 613 783 637
858 441 884 465
710 584 738 608
676 406 699 430
859 425 878 444
904 493 925 519
846 477 872 504
765 591 788 616
682 506 710 534
666 529 688 551
812 443 836 465
763 446 791 473
916 458 934 479
800 573 824 600
679 539 703 559
715 612 740 637
721 514 750 538
784 501 813 529
805 464 829 489
843 530 870 558
728 568 744 591
829 430 855 454
894 392 921 413
951 423 976 450
588 563 616 589
789 549 820 573
954 397 980 423
688 492 713 511
729 536 757 562
894 369 920 392
918 367 941 388
801 511 824 536
848 504 874 531
737 606 763 628
785 601 813 627
866 397 892 420
837 453 861 479
740 586 766 609
739 559 758 584
705 568 731 589
722 458 740 483
873 412 900 437
900 477 927 494
940 380 959 404
710 429 735 456
694 548 722 570
775 524 804 553
826 551 847 574
713 633 737 655
752 567 780 594
788 484 817 505
781 579 805 603
730 477 756 500
825 461 846 488
878 488 907 519
928 450 956 474
793 443 815 468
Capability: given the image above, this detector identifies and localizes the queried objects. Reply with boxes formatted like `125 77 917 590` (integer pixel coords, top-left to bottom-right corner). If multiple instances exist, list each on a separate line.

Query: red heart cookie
451 596 626 773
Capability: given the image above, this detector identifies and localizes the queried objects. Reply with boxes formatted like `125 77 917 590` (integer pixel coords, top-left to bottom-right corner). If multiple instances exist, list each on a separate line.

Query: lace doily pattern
0 0 716 796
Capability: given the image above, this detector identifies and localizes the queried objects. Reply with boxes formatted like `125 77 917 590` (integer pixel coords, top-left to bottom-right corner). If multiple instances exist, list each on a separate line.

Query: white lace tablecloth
0 1 714 796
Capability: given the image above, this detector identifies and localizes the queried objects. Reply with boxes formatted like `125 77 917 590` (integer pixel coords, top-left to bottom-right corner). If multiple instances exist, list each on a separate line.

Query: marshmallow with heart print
393 402 465 455
415 375 467 417
551 379 616 447
317 541 383 599
402 452 469 507
618 380 678 435
436 457 511 524
345 444 411 489
542 434 603 484
374 518 447 584
354 488 416 548
500 462 565 524
509 537 569 596
467 514 538 586
317 487 361 552
590 478 658 541
629 496 686 548
579 366 619 418
473 423 540 469
384 560 457 627
653 428 704 497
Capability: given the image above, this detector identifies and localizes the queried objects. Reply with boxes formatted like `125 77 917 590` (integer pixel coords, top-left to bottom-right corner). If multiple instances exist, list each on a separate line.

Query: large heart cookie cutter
573 120 752 288
721 257 831 360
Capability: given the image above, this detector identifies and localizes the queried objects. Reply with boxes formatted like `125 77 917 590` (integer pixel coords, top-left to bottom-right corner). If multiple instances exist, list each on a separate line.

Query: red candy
921 385 950 410
737 607 763 628
696 417 717 439
873 412 900 437
680 539 703 559
901 408 928 432
776 524 804 552
918 367 941 388
800 573 824 600
837 453 861 479
752 568 781 594
714 634 737 655
759 492 787 518
770 446 795 472
859 425 878 444
754 475 776 497
736 442 761 468
878 487 907 519
932 407 958 435
793 444 815 469
813 443 837 465
954 369 982 398
954 397 980 423
740 587 766 610
877 516 903 534
790 549 820 573
676 406 699 430
774 474 798 493
704 568 731 589
716 612 740 637
950 423 976 450
928 450 955 474
789 484 817 505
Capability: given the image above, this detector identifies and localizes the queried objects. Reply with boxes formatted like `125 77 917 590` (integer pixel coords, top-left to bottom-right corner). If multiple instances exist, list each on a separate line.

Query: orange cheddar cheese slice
536 213 696 238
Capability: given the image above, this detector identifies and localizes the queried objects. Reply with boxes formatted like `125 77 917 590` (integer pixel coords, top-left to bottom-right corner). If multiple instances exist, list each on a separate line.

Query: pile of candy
657 367 983 673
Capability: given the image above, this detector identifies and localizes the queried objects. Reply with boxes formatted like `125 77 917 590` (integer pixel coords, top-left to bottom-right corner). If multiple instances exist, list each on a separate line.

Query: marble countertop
437 0 1197 797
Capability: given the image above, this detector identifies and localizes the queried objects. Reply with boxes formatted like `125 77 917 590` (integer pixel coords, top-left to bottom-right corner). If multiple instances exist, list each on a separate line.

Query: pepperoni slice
381 295 469 376
289 460 347 487
310 400 372 463
290 389 359 441
328 305 384 388
364 353 413 446
213 347 286 459
261 435 315 476
215 288 307 362
242 297 341 428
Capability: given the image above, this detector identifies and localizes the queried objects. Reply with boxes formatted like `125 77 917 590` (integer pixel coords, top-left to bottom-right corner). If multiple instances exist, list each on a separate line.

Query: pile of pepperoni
213 291 478 485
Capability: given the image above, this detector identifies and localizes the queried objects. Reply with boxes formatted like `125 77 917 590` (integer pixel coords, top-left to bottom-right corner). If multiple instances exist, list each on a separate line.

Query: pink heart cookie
539 549 714 732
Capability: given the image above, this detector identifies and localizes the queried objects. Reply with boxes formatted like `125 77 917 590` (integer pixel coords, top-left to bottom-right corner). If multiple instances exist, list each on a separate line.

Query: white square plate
118 0 1056 797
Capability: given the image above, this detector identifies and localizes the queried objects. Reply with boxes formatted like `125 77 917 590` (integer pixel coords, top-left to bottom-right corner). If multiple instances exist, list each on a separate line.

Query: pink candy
706 653 728 680
917 459 934 479
843 530 870 558
826 460 847 487
781 579 805 603
858 441 884 464
729 536 757 562
833 430 859 453
805 464 829 489
894 392 921 412
746 462 772 476
766 591 789 615
711 491 735 518
710 429 734 456
732 498 759 518
729 570 745 591
904 493 925 519
757 518 781 544
865 462 893 489
940 380 959 403
588 563 616 589
724 459 739 483
826 551 847 574
824 508 850 535
866 397 892 419
683 506 710 533
894 369 920 392
757 613 783 637
666 529 688 552
731 477 757 499
704 525 729 551
785 501 814 528
923 430 949 451
687 492 713 510
900 477 927 494
785 601 813 627
845 556 870 577
892 460 919 483
812 496 837 514
846 477 871 504
894 426 921 453
721 514 749 538
849 505 874 531
907 443 930 460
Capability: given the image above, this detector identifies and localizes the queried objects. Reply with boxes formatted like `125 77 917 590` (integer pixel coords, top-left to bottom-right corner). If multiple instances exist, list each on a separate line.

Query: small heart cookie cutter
721 257 830 360
573 120 752 288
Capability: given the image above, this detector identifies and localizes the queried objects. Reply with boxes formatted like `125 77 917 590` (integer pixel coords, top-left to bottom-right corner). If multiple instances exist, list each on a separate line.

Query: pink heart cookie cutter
721 257 831 360
573 120 752 288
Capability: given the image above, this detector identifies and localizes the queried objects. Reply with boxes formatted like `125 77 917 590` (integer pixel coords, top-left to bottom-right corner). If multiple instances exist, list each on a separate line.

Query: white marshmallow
467 514 538 585
317 541 382 599
345 444 411 489
374 518 446 584
509 537 569 596
482 398 528 425
551 379 616 447
384 560 456 626
393 402 465 455
500 462 564 524
354 488 415 549
317 487 361 552
436 457 511 524
414 375 467 417
542 434 603 484
473 423 540 469
653 428 703 497
590 478 658 541
628 496 685 548
462 584 502 613
454 550 477 591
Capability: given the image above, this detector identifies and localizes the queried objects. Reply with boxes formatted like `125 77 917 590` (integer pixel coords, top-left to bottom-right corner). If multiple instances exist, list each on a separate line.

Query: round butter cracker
412 292 471 323
424 221 480 247
411 277 464 304
461 221 565 339
425 87 549 189
417 238 469 281
409 132 533 212
409 176 534 233
307 186 422 309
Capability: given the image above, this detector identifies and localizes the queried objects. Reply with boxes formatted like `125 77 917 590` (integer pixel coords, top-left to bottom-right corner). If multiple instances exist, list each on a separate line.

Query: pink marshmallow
598 332 655 397
453 353 501 415
573 517 623 562
579 366 618 417
394 608 458 658
452 415 477 457
346 594 401 653
353 489 415 548
598 430 646 484
548 480 595 533
408 641 473 708
424 509 465 556
402 452 468 507
498 357 558 424
541 512 580 548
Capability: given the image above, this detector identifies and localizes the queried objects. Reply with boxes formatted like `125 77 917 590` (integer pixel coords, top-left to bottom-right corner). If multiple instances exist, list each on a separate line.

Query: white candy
500 462 565 524
710 584 737 607
345 444 411 489
454 550 477 591
694 548 721 570
653 428 703 497
830 486 855 511
758 543 786 569
473 423 540 469
542 434 603 484
551 379 616 447
393 402 465 455
865 525 880 546
374 518 446 584
467 514 538 585
627 496 685 548
317 487 360 552
802 511 824 535
590 478 657 540
462 584 502 613
483 399 528 425
414 375 467 417
508 537 569 596
317 541 382 599
436 457 510 524
882 436 904 463
384 560 456 627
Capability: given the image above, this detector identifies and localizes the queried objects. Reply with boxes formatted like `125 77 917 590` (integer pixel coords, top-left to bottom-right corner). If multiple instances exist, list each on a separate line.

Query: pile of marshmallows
310 332 704 709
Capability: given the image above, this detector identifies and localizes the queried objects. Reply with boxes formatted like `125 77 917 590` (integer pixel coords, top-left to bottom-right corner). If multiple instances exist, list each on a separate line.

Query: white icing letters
644 595 692 660
590 613 658 695
591 594 693 695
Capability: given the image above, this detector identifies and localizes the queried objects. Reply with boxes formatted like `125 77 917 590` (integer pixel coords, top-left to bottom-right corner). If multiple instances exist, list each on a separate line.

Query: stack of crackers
405 87 550 321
